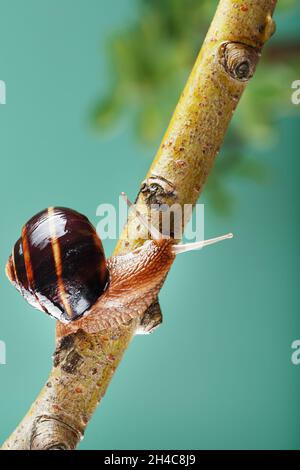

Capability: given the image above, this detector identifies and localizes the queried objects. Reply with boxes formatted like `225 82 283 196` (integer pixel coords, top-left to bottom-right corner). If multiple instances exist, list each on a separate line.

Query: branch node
136 299 163 335
219 42 261 82
140 175 177 206
30 415 82 450
53 334 84 373
259 13 276 42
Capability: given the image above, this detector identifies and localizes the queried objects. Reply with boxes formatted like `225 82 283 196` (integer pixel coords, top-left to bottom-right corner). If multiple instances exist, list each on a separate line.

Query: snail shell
6 207 109 323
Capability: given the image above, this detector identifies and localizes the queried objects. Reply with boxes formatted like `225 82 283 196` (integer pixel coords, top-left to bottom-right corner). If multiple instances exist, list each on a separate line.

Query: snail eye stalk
121 192 233 252
172 233 233 254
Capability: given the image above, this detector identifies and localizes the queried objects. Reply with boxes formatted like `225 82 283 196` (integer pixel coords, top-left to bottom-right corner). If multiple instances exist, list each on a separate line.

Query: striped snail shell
6 207 109 323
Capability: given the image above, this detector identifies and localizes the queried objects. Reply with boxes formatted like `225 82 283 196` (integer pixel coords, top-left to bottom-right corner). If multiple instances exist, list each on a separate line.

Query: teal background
0 0 300 450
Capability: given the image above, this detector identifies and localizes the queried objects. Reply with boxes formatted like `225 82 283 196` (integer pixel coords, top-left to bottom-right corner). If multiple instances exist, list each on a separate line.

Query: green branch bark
2 0 277 450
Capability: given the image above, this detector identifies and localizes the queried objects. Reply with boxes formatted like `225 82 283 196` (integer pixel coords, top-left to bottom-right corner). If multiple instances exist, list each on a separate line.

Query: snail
6 193 233 337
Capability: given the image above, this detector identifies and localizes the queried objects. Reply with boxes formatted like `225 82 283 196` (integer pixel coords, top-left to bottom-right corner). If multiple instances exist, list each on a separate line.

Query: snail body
56 237 175 337
6 195 233 337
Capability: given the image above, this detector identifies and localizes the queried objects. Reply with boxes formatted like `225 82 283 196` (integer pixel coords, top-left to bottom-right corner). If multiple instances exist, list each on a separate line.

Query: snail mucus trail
6 193 233 337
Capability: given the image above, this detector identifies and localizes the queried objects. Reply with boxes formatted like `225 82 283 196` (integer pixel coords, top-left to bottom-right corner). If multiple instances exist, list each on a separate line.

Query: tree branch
2 0 277 450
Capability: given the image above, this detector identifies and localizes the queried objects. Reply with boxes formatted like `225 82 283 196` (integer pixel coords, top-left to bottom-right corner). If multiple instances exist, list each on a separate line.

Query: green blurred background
0 0 300 450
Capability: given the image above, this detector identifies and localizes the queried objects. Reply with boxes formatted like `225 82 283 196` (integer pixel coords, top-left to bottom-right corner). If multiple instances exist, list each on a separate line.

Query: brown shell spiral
6 207 109 323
